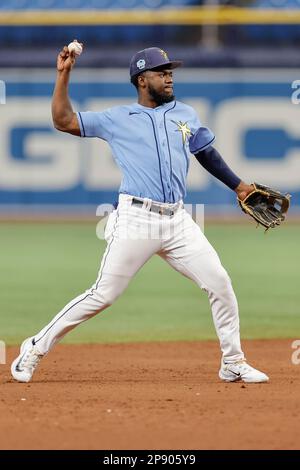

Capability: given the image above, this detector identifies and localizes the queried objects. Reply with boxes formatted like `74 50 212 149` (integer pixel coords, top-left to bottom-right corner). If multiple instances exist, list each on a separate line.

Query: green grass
0 222 299 345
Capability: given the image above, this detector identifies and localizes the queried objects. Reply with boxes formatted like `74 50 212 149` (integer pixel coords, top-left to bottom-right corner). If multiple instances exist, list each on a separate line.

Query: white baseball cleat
219 359 269 383
11 337 43 383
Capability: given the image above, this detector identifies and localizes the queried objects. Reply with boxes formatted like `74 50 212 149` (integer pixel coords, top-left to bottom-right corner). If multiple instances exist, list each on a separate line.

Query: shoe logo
229 370 241 377
15 351 26 372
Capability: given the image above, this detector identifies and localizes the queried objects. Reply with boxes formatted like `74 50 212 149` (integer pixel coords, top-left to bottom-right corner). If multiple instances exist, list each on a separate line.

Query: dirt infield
1 340 299 450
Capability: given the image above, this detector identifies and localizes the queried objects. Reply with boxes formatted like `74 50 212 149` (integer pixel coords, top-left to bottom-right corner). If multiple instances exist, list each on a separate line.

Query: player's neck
138 96 159 109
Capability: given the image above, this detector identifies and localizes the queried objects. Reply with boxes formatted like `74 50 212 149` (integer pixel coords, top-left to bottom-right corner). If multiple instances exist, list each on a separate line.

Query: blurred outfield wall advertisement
0 69 299 212
0 80 5 104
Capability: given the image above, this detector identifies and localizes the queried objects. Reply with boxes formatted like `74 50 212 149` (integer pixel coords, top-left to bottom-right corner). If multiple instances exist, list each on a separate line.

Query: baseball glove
238 183 291 230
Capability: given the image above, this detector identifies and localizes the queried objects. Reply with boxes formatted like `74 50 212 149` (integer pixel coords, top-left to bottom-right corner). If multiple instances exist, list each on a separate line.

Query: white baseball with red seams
67 41 82 56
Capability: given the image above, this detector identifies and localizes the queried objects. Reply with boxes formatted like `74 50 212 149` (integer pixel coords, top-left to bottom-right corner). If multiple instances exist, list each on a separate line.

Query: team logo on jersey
160 49 169 60
172 120 192 144
137 59 146 70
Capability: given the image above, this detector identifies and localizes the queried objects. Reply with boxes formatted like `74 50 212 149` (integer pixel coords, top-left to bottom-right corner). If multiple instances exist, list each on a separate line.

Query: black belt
131 197 181 216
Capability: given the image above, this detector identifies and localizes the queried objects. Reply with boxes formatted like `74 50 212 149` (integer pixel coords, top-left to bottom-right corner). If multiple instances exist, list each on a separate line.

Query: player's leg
11 203 161 382
160 211 243 362
159 209 268 382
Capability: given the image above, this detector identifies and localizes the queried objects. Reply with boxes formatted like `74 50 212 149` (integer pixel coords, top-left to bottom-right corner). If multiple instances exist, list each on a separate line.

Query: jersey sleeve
76 110 113 142
188 109 202 135
188 109 215 154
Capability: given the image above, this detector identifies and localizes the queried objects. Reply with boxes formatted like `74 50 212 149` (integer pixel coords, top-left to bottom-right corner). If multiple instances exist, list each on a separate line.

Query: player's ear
138 73 147 88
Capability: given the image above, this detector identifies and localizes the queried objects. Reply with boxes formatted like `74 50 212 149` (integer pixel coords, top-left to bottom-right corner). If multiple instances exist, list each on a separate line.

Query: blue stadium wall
0 68 299 214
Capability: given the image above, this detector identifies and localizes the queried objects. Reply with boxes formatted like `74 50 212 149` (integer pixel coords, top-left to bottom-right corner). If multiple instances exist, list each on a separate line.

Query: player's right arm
51 45 81 136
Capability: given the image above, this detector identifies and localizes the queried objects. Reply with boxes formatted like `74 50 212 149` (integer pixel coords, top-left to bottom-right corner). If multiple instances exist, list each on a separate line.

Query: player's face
144 69 175 105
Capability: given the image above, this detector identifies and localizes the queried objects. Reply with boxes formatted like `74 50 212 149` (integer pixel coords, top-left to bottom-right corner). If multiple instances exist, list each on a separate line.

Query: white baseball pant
33 194 244 363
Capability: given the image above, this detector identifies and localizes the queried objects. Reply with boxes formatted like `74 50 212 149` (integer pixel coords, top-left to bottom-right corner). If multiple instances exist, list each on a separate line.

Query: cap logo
137 59 146 70
160 49 169 60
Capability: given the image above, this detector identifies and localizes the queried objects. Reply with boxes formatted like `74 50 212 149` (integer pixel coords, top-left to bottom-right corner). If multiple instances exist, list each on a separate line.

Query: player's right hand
57 42 83 72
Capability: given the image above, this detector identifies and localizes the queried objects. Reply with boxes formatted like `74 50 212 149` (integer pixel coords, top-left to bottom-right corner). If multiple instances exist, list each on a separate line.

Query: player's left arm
194 145 253 199
187 123 252 200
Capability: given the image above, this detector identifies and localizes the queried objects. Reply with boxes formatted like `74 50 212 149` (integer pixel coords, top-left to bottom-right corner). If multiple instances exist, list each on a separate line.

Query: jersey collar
133 101 176 112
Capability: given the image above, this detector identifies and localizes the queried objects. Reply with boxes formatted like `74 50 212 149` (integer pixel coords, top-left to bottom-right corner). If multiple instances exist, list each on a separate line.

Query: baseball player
11 45 268 384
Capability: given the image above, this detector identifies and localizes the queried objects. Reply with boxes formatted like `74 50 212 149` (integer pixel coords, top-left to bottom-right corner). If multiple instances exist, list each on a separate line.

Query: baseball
67 41 83 56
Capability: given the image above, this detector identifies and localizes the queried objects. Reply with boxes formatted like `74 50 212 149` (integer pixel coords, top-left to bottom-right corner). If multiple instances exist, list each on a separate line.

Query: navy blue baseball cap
130 47 182 78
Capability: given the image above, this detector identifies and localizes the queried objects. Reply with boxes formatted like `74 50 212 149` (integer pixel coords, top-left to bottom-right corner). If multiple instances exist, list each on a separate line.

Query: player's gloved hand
237 182 291 230
235 181 254 202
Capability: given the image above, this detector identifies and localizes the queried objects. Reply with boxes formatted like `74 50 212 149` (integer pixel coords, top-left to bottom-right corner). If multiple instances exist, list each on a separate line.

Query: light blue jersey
77 100 215 203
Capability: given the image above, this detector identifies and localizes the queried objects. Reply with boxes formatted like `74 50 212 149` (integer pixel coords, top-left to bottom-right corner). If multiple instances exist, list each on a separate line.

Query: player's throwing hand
57 40 83 73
